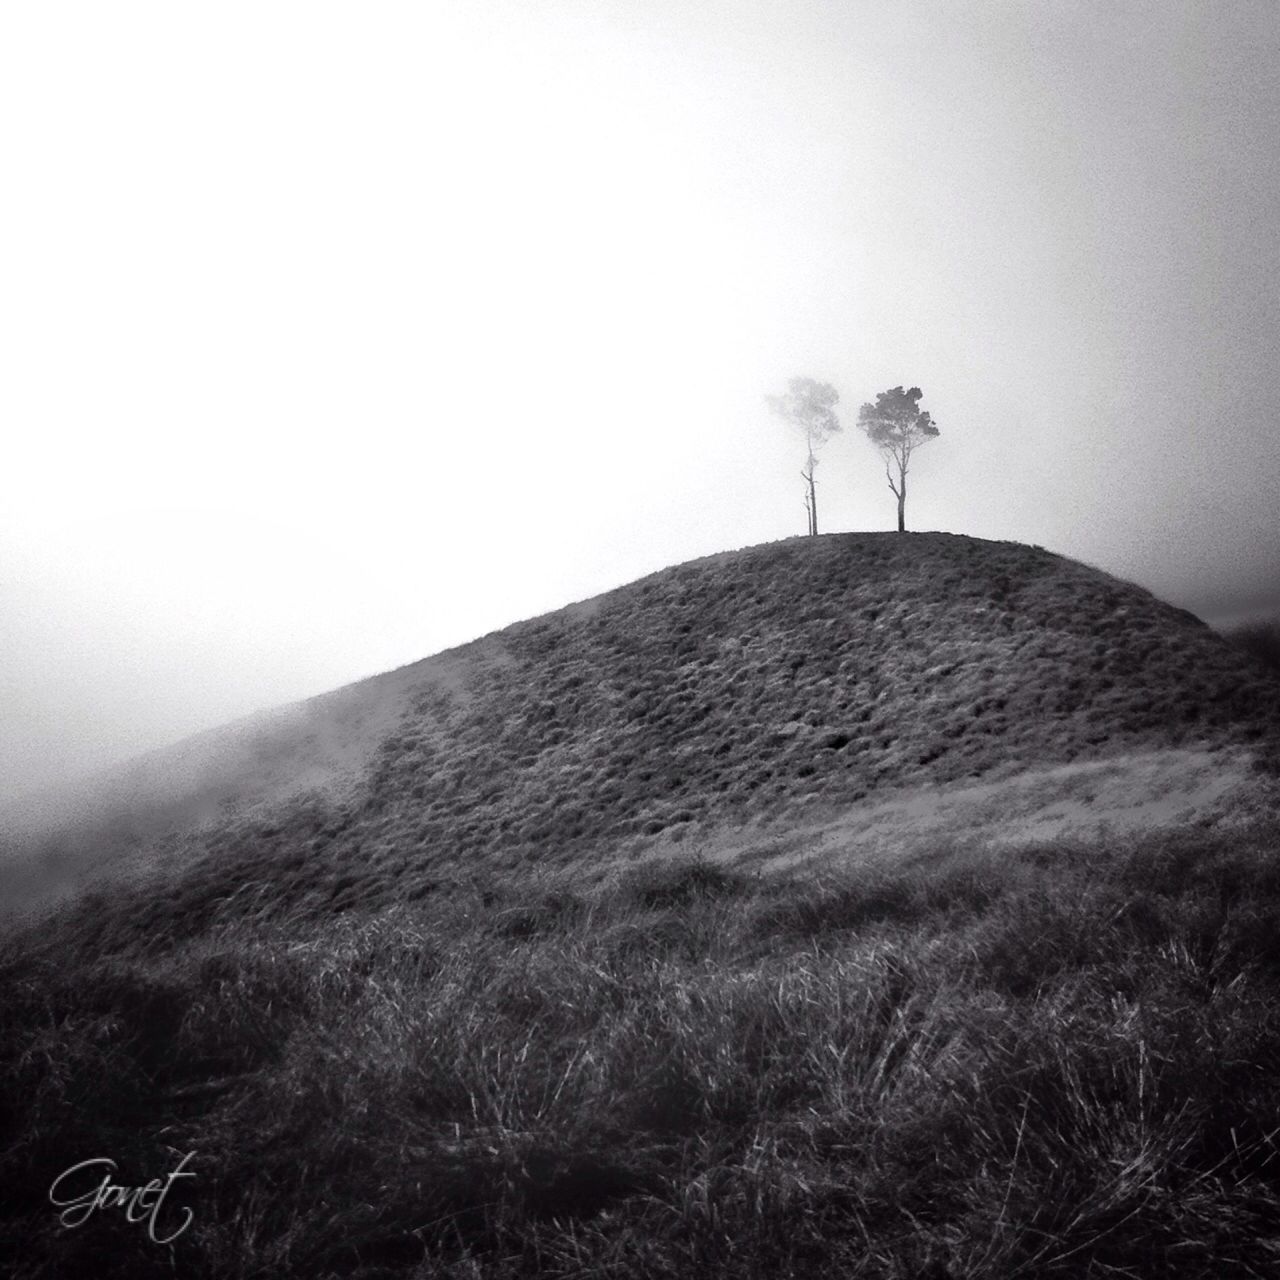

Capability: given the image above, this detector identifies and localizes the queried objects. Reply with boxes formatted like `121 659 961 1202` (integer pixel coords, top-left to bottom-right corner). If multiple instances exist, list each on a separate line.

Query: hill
5 532 1280 1278
4 532 1278 930
0 638 494 910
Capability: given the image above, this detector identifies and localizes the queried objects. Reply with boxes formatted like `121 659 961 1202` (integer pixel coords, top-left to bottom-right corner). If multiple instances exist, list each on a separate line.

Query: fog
2 1 1278 805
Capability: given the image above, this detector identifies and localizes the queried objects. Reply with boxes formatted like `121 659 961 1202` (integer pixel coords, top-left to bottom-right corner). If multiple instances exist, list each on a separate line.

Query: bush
1227 620 1280 676
614 857 751 910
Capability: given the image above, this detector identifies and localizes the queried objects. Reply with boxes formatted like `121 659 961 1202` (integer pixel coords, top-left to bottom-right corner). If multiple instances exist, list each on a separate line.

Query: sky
2 0 1279 803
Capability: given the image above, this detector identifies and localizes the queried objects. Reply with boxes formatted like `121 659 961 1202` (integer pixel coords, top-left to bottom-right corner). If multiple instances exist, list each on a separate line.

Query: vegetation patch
9 535 1280 919
5 826 1280 1277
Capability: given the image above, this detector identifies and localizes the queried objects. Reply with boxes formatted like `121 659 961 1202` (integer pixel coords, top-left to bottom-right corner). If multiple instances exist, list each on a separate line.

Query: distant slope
1224 617 1280 677
6 533 1280 931
0 633 512 894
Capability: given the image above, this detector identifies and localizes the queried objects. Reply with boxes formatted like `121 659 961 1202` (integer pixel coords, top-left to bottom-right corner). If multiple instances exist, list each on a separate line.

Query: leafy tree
765 377 841 536
857 385 939 532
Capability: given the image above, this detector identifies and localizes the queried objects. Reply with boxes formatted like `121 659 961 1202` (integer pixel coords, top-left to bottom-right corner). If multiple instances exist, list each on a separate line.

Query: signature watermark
49 1151 197 1244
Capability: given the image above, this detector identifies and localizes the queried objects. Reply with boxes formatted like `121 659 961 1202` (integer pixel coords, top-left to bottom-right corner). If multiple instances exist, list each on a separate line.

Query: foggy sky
2 1 1279 804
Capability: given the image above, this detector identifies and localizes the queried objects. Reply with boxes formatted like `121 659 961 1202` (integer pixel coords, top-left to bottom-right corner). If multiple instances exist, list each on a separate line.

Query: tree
765 377 841 536
857 385 939 533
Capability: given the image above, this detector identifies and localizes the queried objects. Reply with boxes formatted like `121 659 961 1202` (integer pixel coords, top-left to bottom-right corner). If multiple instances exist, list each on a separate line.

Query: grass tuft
6 822 1280 1275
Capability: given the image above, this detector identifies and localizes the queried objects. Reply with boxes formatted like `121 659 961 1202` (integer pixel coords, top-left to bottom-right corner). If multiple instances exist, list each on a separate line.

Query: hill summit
6 532 1280 931
8 534 1280 1280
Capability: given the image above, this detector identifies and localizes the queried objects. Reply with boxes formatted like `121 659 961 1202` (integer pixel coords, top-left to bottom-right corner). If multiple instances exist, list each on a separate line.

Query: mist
3 0 1279 807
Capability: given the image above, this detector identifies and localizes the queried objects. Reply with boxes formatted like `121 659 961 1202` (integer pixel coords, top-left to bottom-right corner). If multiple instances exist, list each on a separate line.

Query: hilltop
6 532 1280 1279
5 532 1279 932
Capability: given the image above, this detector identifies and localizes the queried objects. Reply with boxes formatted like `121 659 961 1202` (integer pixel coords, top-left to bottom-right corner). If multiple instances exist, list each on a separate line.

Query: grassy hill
5 532 1279 928
4 532 1280 1277
0 630 502 910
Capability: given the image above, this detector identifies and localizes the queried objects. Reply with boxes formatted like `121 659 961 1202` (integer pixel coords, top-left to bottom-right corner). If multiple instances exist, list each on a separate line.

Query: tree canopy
857 385 939 532
766 377 841 535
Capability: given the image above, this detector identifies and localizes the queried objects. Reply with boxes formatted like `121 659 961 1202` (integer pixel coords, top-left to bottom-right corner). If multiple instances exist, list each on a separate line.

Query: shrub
1227 620 1280 676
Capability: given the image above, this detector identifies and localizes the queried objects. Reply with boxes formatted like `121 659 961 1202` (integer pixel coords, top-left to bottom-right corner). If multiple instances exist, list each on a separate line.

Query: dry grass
9 533 1279 923
5 822 1280 1277
5 534 1280 1275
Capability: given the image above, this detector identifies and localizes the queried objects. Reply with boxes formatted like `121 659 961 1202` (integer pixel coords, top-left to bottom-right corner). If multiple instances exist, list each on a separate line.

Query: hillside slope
6 533 1280 1278
0 634 510 905
6 532 1279 936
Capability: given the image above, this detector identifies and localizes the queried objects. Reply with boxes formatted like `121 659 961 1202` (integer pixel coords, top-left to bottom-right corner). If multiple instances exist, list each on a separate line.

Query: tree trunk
897 473 906 532
809 463 818 536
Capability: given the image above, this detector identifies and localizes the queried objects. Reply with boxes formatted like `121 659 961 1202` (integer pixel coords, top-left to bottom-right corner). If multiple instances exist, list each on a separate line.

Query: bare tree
765 377 841 536
857 385 939 532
